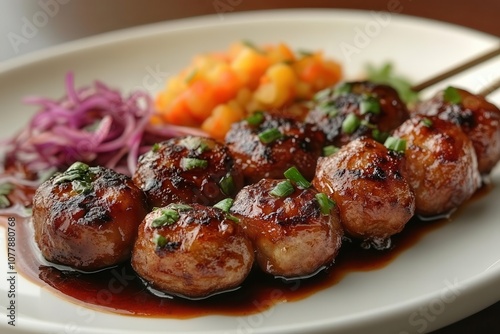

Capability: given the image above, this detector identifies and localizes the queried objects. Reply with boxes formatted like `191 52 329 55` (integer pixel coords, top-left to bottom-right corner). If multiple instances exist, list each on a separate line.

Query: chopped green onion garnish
365 62 420 104
52 162 94 194
318 101 339 118
421 118 433 127
219 174 236 196
283 166 311 189
258 128 283 144
360 120 377 129
53 162 90 184
0 195 10 209
323 145 340 157
151 203 192 228
241 40 263 53
71 181 92 194
315 193 336 215
213 198 234 213
151 209 180 227
313 87 333 102
226 214 240 223
372 129 389 143
154 234 168 248
180 157 208 170
167 203 193 211
0 183 13 196
179 137 210 153
334 82 352 96
342 113 361 134
384 136 407 153
443 86 462 104
151 143 161 152
53 172 83 184
360 95 381 115
270 180 295 198
297 49 313 57
67 161 90 173
246 111 265 126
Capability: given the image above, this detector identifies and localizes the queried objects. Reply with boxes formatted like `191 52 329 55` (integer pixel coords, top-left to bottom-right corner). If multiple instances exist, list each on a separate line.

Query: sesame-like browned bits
131 203 254 299
225 113 325 184
313 137 415 247
133 136 244 208
306 81 410 147
393 115 481 217
32 162 149 271
231 178 343 278
412 87 500 174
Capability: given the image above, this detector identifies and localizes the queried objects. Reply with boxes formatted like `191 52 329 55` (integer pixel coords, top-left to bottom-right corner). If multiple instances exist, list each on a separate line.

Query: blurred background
1 0 499 62
0 1 499 333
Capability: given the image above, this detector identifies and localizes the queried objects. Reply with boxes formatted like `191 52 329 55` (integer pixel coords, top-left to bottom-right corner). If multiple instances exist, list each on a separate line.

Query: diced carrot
212 68 242 103
254 63 297 108
160 96 199 126
230 48 270 89
154 41 343 137
265 43 296 64
299 59 324 84
184 80 218 122
227 42 245 61
202 102 245 139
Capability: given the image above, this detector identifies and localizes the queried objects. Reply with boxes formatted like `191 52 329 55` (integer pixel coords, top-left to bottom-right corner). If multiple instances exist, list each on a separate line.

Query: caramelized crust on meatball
131 203 254 299
393 115 481 217
412 87 500 174
32 162 149 271
231 179 343 278
306 81 410 147
225 113 326 184
133 136 243 207
313 137 415 245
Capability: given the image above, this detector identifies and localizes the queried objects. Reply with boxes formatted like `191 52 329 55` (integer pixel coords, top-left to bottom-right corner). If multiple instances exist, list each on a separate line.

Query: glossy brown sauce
2 183 492 319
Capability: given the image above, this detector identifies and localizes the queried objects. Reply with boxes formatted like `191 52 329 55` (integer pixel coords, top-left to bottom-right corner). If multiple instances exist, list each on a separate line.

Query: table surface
1 0 499 333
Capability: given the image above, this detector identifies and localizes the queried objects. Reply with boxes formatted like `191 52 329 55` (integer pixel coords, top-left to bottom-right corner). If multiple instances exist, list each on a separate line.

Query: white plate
1 9 500 334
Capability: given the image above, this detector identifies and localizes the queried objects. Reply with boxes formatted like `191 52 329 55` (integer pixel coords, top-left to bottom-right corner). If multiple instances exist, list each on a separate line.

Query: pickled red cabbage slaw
0 73 207 216
2 73 207 177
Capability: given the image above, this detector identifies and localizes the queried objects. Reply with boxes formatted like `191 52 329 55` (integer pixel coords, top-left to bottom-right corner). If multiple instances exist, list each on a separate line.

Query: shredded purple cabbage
2 72 207 181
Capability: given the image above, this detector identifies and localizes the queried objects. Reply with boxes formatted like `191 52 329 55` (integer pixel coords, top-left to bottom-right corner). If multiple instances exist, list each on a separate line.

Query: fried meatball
231 178 343 278
131 203 254 299
412 87 500 174
32 162 148 271
225 112 326 184
306 81 410 147
313 137 415 247
132 136 243 207
393 115 481 217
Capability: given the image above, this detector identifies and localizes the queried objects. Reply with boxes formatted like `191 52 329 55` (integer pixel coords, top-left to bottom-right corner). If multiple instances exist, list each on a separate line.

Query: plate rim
1 8 499 334
1 8 498 74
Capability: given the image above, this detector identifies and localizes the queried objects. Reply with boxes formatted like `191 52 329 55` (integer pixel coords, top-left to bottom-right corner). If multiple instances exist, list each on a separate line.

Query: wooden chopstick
411 45 500 94
478 78 500 97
